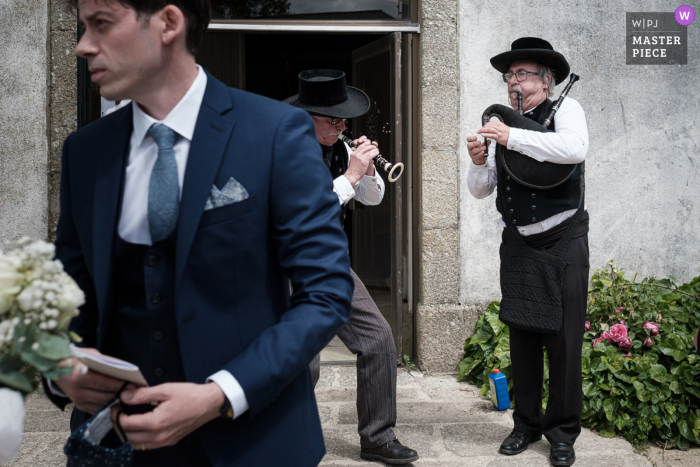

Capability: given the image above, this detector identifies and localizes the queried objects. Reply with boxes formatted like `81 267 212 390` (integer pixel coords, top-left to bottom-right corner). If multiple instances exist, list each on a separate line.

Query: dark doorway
197 31 411 359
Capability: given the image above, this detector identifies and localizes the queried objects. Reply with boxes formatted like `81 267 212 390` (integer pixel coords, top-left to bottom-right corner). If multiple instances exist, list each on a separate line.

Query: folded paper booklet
75 350 148 387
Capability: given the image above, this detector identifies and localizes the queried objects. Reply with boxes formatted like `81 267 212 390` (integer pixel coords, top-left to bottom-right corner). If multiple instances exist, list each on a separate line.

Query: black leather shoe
498 430 542 455
360 439 419 465
550 442 575 466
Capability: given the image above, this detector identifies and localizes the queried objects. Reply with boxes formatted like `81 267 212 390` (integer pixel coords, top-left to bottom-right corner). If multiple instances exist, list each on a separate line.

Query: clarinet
338 135 404 183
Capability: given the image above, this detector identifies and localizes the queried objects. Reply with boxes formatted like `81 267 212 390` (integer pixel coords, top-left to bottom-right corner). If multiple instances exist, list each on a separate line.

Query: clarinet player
466 38 590 466
284 70 419 465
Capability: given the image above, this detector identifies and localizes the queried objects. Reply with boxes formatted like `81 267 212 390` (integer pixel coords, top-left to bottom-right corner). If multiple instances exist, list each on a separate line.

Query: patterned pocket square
204 177 249 210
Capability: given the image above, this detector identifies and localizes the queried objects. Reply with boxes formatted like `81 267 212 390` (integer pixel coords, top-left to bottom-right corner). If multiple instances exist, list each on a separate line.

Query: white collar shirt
117 65 207 245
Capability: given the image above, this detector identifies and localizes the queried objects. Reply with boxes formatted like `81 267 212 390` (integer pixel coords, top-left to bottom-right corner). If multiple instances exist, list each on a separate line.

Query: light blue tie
147 124 179 243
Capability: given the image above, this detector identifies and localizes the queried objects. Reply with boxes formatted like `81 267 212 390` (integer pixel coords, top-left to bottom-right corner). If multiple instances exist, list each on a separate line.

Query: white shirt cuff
470 159 489 170
46 379 68 399
333 175 356 205
506 127 523 151
207 370 249 420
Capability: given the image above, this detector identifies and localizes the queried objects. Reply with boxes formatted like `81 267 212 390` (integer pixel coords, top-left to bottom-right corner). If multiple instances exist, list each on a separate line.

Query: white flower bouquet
0 238 84 395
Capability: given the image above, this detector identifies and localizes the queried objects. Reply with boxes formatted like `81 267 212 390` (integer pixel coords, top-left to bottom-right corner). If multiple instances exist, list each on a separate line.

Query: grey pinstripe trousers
310 268 397 448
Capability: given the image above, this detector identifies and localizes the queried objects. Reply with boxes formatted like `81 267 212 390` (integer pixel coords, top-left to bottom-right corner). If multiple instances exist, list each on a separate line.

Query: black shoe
550 442 575 466
360 439 419 465
498 430 542 455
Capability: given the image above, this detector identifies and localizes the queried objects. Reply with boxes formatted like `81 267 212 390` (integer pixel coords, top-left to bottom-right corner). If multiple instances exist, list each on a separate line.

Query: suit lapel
175 73 235 285
92 106 132 346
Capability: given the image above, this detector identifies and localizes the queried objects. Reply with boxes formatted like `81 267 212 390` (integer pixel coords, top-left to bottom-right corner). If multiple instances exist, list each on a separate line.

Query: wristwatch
219 397 234 420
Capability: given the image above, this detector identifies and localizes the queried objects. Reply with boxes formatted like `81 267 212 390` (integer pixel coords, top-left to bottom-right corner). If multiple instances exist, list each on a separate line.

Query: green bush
458 261 700 450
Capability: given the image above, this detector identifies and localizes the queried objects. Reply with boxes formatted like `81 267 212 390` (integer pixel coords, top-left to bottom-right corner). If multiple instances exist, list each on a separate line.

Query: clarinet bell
387 162 404 183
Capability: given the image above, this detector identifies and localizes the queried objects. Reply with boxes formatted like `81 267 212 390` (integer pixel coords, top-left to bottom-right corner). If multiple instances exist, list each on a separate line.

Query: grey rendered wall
0 1 50 242
455 1 699 364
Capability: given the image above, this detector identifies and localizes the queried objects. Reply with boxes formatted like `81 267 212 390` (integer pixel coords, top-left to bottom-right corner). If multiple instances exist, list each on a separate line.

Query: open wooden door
351 33 404 358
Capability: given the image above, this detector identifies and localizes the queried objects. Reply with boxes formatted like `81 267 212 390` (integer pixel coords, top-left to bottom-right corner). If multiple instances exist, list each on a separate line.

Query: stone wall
0 1 50 242
457 1 699 359
0 0 75 244
48 1 77 240
416 0 481 373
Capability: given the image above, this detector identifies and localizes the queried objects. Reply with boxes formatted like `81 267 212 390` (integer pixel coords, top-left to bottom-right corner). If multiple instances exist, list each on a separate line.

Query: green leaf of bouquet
35 333 72 360
68 331 83 343
0 370 35 394
42 366 74 381
20 349 59 372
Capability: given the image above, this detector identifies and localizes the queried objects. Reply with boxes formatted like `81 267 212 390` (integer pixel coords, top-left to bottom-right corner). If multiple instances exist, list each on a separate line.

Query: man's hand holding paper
54 348 125 415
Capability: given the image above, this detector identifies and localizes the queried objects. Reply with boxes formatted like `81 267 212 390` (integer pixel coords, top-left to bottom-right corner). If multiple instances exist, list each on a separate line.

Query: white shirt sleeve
46 379 68 398
207 370 249 420
354 173 384 205
333 175 356 205
506 98 589 164
331 142 385 206
466 138 497 198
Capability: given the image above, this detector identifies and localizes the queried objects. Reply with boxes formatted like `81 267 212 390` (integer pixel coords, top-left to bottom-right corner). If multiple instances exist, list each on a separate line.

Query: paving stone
12 369 661 467
318 404 333 424
5 432 68 467
22 410 71 433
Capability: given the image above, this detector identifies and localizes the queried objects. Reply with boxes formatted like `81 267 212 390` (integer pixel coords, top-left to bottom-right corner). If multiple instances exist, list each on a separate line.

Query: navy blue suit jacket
52 71 353 466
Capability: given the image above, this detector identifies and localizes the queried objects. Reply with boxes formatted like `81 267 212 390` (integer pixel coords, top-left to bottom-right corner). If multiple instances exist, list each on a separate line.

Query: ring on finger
142 443 146 451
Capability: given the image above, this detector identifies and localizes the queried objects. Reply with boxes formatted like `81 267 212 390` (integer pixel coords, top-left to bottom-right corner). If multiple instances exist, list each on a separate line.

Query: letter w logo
632 19 642 27
679 11 690 20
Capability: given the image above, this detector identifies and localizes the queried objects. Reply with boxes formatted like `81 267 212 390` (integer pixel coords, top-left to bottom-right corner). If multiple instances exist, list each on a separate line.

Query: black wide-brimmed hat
490 37 570 85
283 69 370 119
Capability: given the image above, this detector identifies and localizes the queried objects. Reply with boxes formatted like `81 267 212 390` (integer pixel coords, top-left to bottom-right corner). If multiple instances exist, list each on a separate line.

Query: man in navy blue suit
46 1 353 465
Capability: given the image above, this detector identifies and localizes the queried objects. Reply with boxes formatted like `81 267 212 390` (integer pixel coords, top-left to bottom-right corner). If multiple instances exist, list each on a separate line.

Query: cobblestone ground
5 366 698 466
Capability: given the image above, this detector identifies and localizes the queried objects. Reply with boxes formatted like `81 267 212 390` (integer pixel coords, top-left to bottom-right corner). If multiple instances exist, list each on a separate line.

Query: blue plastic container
488 369 511 411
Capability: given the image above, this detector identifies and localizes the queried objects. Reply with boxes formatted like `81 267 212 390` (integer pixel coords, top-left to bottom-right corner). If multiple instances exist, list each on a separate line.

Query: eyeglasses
328 117 346 125
502 71 540 83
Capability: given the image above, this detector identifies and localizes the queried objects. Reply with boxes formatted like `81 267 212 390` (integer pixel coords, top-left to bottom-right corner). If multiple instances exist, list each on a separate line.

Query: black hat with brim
490 37 570 85
283 69 370 119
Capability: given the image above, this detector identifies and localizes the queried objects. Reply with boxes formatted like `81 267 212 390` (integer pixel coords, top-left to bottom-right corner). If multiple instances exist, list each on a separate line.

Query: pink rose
592 332 611 349
584 321 590 332
618 337 632 351
644 338 653 347
620 320 625 324
608 324 628 343
614 307 624 313
623 353 632 358
642 322 659 337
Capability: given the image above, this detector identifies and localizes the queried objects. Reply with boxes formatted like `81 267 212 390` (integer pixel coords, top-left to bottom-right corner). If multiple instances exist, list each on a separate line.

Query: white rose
55 278 85 313
0 253 22 314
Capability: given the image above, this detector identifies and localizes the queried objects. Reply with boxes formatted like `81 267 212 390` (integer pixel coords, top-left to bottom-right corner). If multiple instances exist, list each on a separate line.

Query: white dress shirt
50 66 249 420
333 142 385 205
467 97 588 235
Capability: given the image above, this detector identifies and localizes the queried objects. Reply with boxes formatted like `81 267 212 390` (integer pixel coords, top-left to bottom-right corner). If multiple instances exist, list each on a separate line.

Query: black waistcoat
322 139 349 225
102 232 186 387
495 99 584 225
101 157 186 387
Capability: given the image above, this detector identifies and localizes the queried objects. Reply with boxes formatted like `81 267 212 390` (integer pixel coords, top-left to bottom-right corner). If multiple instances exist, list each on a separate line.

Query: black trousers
501 231 589 445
